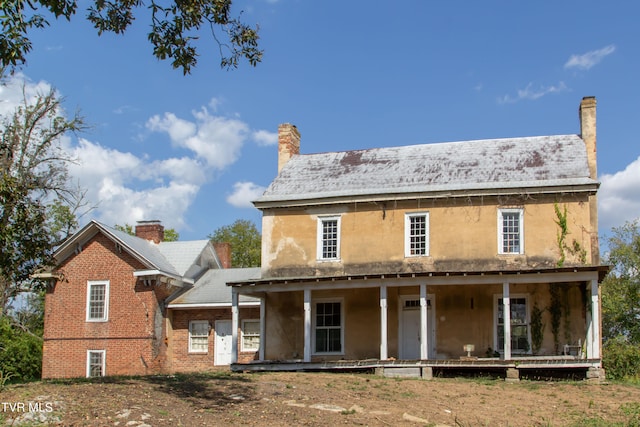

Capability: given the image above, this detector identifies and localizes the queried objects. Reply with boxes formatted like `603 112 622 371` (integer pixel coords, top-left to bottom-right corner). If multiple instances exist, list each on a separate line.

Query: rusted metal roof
254 134 597 206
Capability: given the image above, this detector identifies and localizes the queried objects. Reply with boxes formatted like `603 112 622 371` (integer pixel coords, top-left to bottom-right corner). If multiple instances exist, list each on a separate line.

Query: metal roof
157 240 212 276
254 134 598 207
169 268 261 307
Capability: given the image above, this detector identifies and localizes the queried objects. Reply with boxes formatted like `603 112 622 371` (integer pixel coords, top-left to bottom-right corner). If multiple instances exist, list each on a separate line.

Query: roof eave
253 183 600 209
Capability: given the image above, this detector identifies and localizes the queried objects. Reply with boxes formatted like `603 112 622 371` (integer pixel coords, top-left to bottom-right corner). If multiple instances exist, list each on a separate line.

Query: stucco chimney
579 96 600 265
278 123 300 173
579 96 597 180
213 242 232 269
135 220 164 244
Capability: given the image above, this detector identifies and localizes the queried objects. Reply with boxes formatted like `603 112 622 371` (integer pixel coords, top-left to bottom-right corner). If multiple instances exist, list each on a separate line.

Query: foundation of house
232 357 605 382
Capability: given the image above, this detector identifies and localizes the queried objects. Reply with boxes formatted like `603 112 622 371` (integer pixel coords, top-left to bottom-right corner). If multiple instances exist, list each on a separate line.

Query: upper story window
405 212 429 257
498 208 524 254
317 216 341 261
86 280 109 322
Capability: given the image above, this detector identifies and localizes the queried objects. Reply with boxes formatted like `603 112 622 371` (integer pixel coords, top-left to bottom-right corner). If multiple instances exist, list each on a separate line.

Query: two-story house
229 97 608 381
41 220 262 378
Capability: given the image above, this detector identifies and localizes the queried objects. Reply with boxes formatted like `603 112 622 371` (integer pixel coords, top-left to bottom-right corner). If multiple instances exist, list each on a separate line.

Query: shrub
0 317 42 382
603 336 640 381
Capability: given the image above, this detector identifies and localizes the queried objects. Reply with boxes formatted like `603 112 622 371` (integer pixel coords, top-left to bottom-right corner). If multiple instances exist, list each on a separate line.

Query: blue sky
1 0 639 245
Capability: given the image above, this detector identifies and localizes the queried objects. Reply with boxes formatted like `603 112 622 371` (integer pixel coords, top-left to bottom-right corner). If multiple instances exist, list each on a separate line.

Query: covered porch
228 266 608 381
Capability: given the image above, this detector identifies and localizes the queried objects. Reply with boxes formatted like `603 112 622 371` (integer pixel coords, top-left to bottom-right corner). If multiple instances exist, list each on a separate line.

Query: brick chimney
579 96 597 180
278 123 300 173
213 242 232 269
135 220 164 244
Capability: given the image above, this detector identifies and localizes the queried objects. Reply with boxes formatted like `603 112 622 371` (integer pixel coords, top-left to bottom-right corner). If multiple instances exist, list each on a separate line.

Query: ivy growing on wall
554 203 587 267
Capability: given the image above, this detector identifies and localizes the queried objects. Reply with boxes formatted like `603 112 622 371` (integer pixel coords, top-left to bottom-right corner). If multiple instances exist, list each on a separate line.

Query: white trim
312 298 344 355
241 319 261 352
167 302 261 309
497 208 524 254
316 216 341 261
493 293 531 356
86 350 106 378
86 280 109 322
404 212 430 257
188 320 210 353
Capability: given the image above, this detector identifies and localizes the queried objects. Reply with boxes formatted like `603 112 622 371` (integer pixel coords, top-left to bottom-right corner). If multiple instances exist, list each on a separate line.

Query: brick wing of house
41 220 262 378
229 97 609 381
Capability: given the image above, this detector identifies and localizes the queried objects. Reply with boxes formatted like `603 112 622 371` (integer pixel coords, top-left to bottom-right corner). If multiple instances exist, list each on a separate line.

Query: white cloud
565 45 616 70
0 73 58 117
252 129 278 146
598 156 640 235
226 182 266 208
146 108 249 170
498 82 568 104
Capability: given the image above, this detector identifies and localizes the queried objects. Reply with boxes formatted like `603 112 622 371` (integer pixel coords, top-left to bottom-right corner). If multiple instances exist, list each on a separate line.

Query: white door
215 320 233 366
399 295 435 359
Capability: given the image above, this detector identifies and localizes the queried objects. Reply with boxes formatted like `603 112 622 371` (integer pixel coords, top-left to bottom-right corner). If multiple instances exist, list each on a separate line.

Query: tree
209 219 260 268
1 0 262 75
601 220 640 344
0 78 86 316
114 223 179 241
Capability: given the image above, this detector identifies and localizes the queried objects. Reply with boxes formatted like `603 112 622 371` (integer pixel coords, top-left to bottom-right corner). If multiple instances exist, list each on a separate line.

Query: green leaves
2 0 262 74
209 219 261 268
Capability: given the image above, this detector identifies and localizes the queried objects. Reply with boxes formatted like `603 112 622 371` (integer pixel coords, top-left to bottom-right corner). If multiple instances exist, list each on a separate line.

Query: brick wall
42 232 171 378
170 307 261 372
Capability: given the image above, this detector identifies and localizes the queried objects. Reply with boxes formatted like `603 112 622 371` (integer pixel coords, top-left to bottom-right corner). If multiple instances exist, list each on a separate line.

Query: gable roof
254 134 599 208
53 221 220 285
167 267 261 308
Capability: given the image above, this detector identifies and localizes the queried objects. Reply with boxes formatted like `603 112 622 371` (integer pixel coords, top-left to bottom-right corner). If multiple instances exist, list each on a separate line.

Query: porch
228 266 609 381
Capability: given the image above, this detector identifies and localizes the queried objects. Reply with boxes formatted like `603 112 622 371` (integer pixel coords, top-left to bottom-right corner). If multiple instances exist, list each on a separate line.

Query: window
314 300 343 354
317 216 341 260
241 320 260 352
86 350 105 377
405 212 429 256
498 209 524 254
86 280 109 322
189 320 209 353
496 296 530 353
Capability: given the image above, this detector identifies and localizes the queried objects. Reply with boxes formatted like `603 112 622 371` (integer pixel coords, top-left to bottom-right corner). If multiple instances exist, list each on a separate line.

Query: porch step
377 367 422 378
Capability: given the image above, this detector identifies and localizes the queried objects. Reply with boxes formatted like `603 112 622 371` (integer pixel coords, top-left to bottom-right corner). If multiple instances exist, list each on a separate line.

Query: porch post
420 284 428 359
502 282 511 360
303 288 311 362
259 296 265 361
380 285 388 360
590 278 601 359
231 288 239 364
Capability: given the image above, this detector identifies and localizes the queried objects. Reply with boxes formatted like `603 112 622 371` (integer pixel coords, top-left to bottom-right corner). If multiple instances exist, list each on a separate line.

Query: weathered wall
262 282 588 362
42 233 171 378
261 194 593 278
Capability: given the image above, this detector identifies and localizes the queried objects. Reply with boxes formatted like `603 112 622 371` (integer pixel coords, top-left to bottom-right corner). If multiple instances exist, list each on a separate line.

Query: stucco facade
230 97 608 381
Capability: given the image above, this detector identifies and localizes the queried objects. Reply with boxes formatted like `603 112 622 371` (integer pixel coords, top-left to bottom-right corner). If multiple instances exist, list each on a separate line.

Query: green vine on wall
549 284 562 354
530 301 545 355
554 203 588 267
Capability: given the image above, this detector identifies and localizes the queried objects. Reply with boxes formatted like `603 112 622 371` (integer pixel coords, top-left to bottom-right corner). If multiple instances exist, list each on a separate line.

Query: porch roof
227 265 610 289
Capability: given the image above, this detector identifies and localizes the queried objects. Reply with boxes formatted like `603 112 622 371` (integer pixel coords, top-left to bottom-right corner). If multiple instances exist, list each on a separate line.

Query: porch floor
231 357 603 380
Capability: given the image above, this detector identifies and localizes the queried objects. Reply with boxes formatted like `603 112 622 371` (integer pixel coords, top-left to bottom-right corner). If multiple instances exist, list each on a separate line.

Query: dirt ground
1 370 640 426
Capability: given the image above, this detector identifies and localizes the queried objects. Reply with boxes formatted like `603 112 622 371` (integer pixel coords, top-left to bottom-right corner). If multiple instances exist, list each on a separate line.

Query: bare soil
1 370 640 426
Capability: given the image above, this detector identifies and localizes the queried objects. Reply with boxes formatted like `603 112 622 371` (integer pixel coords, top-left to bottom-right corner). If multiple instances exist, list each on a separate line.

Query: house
41 220 261 378
229 97 609 381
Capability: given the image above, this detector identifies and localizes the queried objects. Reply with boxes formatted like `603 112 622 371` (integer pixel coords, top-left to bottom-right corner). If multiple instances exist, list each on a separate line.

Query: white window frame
241 319 261 352
86 280 109 322
493 294 531 354
405 212 430 257
312 298 344 355
188 320 210 353
317 216 341 261
86 350 106 378
498 208 524 254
